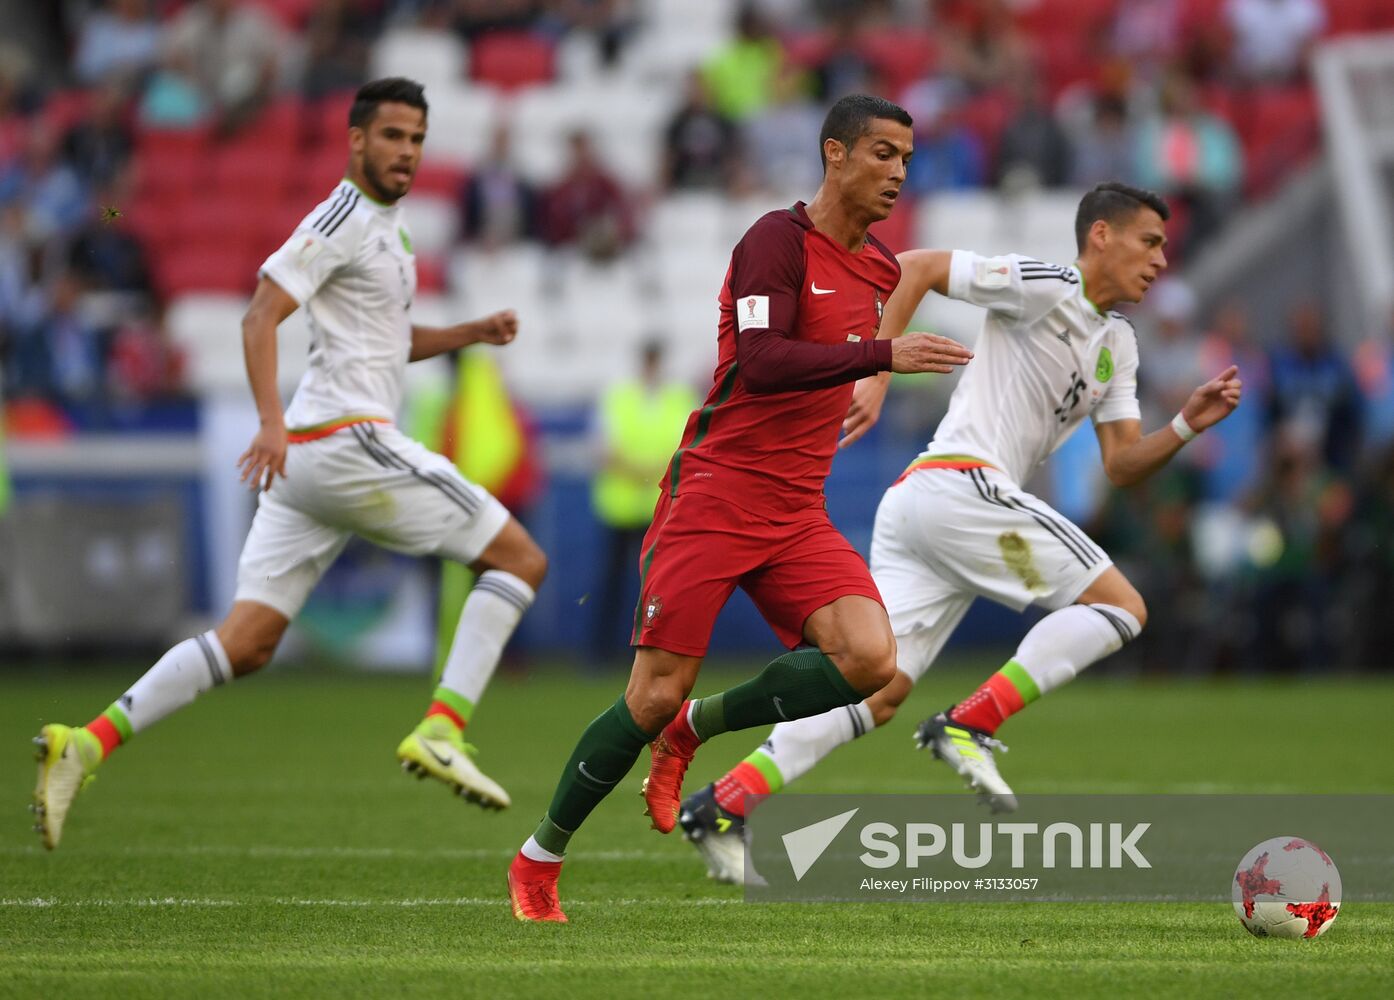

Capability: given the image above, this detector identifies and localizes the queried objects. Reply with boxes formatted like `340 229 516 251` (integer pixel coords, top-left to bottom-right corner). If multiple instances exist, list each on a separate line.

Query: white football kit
235 180 509 618
872 251 1143 680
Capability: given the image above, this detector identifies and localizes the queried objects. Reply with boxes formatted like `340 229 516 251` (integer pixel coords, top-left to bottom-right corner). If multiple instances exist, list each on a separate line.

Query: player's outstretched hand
238 422 288 493
472 309 519 346
1181 364 1243 432
890 332 973 375
839 374 891 449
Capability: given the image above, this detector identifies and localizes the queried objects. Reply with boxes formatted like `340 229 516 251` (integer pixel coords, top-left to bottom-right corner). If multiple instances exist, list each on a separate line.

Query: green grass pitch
2 659 1391 998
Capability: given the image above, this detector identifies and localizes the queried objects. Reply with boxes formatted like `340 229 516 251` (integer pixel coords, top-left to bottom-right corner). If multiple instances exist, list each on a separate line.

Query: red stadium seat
782 30 833 71
299 148 351 197
225 98 304 152
309 92 356 147
409 162 467 199
210 143 299 197
132 129 212 201
151 241 259 298
1015 0 1118 38
1237 85 1319 196
858 28 937 95
415 255 447 294
246 0 318 29
39 89 93 134
256 198 314 256
470 31 556 90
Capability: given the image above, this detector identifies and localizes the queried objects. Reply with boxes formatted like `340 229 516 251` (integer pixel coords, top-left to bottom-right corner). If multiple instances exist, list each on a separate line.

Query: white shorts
870 465 1112 683
235 421 511 619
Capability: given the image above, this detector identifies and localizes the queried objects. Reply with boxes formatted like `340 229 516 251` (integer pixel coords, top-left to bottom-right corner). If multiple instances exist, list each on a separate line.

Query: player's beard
362 157 410 204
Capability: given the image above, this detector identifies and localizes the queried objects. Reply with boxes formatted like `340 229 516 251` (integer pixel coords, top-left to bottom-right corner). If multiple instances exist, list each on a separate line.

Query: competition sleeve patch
737 295 771 331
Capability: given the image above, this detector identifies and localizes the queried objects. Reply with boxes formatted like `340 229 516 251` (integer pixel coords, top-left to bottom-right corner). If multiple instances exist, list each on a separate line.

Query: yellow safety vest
592 380 696 528
452 350 524 495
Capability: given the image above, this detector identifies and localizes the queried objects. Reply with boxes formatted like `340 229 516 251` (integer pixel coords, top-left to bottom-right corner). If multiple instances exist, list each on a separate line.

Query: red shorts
630 490 884 657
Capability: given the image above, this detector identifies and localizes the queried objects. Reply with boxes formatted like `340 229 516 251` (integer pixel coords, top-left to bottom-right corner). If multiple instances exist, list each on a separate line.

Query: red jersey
665 202 900 519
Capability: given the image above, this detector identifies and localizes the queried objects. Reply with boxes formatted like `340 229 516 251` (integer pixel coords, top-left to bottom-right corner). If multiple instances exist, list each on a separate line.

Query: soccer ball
1232 836 1341 939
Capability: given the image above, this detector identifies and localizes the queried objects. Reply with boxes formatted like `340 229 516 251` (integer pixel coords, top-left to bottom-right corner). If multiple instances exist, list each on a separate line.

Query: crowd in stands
3 0 1394 667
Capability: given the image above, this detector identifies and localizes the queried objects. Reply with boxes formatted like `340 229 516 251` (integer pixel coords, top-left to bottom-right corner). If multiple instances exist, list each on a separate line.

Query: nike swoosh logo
577 761 619 785
773 695 789 721
423 742 452 768
811 283 836 295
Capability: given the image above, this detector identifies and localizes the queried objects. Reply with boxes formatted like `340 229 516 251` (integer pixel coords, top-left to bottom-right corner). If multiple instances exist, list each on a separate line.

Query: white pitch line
0 845 672 862
0 896 741 909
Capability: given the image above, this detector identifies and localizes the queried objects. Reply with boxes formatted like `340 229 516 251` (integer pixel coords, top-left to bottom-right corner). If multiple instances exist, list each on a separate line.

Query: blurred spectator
1198 300 1269 501
662 71 738 192
1224 0 1325 84
1133 69 1242 253
301 0 380 98
702 4 786 122
1244 423 1352 672
809 8 878 102
1348 444 1394 669
995 67 1071 188
1140 278 1204 423
164 0 288 131
451 0 541 39
38 271 105 405
1267 302 1363 473
106 303 184 404
540 131 634 262
461 123 538 248
0 122 89 242
73 0 161 89
1111 0 1184 78
0 204 43 350
543 0 638 67
136 49 211 129
1353 304 1394 452
588 339 696 661
67 184 152 295
1069 96 1136 187
61 82 133 189
742 73 825 195
936 0 1027 94
902 93 985 196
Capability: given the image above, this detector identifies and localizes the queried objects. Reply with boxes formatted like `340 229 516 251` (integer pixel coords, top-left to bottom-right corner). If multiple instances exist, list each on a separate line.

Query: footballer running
507 94 975 922
31 78 547 850
680 182 1244 884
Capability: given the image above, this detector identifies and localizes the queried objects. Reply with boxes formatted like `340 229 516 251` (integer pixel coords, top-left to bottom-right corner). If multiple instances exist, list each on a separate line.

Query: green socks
533 695 654 856
690 647 862 740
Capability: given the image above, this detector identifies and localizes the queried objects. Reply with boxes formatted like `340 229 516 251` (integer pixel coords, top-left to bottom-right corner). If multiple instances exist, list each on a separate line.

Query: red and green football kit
632 201 900 656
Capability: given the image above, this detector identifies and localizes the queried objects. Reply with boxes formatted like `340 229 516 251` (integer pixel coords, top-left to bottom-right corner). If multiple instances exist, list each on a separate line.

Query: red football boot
641 704 701 834
507 851 568 923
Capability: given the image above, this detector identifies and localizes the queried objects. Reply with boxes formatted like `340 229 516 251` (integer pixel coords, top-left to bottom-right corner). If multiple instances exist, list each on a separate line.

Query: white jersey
925 250 1141 485
259 180 417 430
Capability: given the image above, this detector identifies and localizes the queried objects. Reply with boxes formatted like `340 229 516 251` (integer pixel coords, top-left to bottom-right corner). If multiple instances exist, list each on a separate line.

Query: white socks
1014 603 1142 695
438 570 535 710
521 835 564 863
753 700 875 789
117 630 233 733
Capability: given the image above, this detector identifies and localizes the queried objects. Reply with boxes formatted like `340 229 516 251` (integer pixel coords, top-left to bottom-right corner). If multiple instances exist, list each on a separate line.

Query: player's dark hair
1074 182 1169 252
349 77 428 130
819 94 913 170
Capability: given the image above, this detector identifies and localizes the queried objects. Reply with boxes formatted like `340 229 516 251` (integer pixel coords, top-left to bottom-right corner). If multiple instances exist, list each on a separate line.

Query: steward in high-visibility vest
592 353 698 529
589 341 697 658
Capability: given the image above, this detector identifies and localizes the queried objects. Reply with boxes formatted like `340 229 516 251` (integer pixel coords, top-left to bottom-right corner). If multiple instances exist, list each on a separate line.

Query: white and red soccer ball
1232 837 1341 939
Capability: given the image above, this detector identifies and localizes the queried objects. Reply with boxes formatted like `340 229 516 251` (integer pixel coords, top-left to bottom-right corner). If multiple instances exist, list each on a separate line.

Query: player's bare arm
841 248 963 448
1095 364 1243 487
408 309 519 362
237 277 300 492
